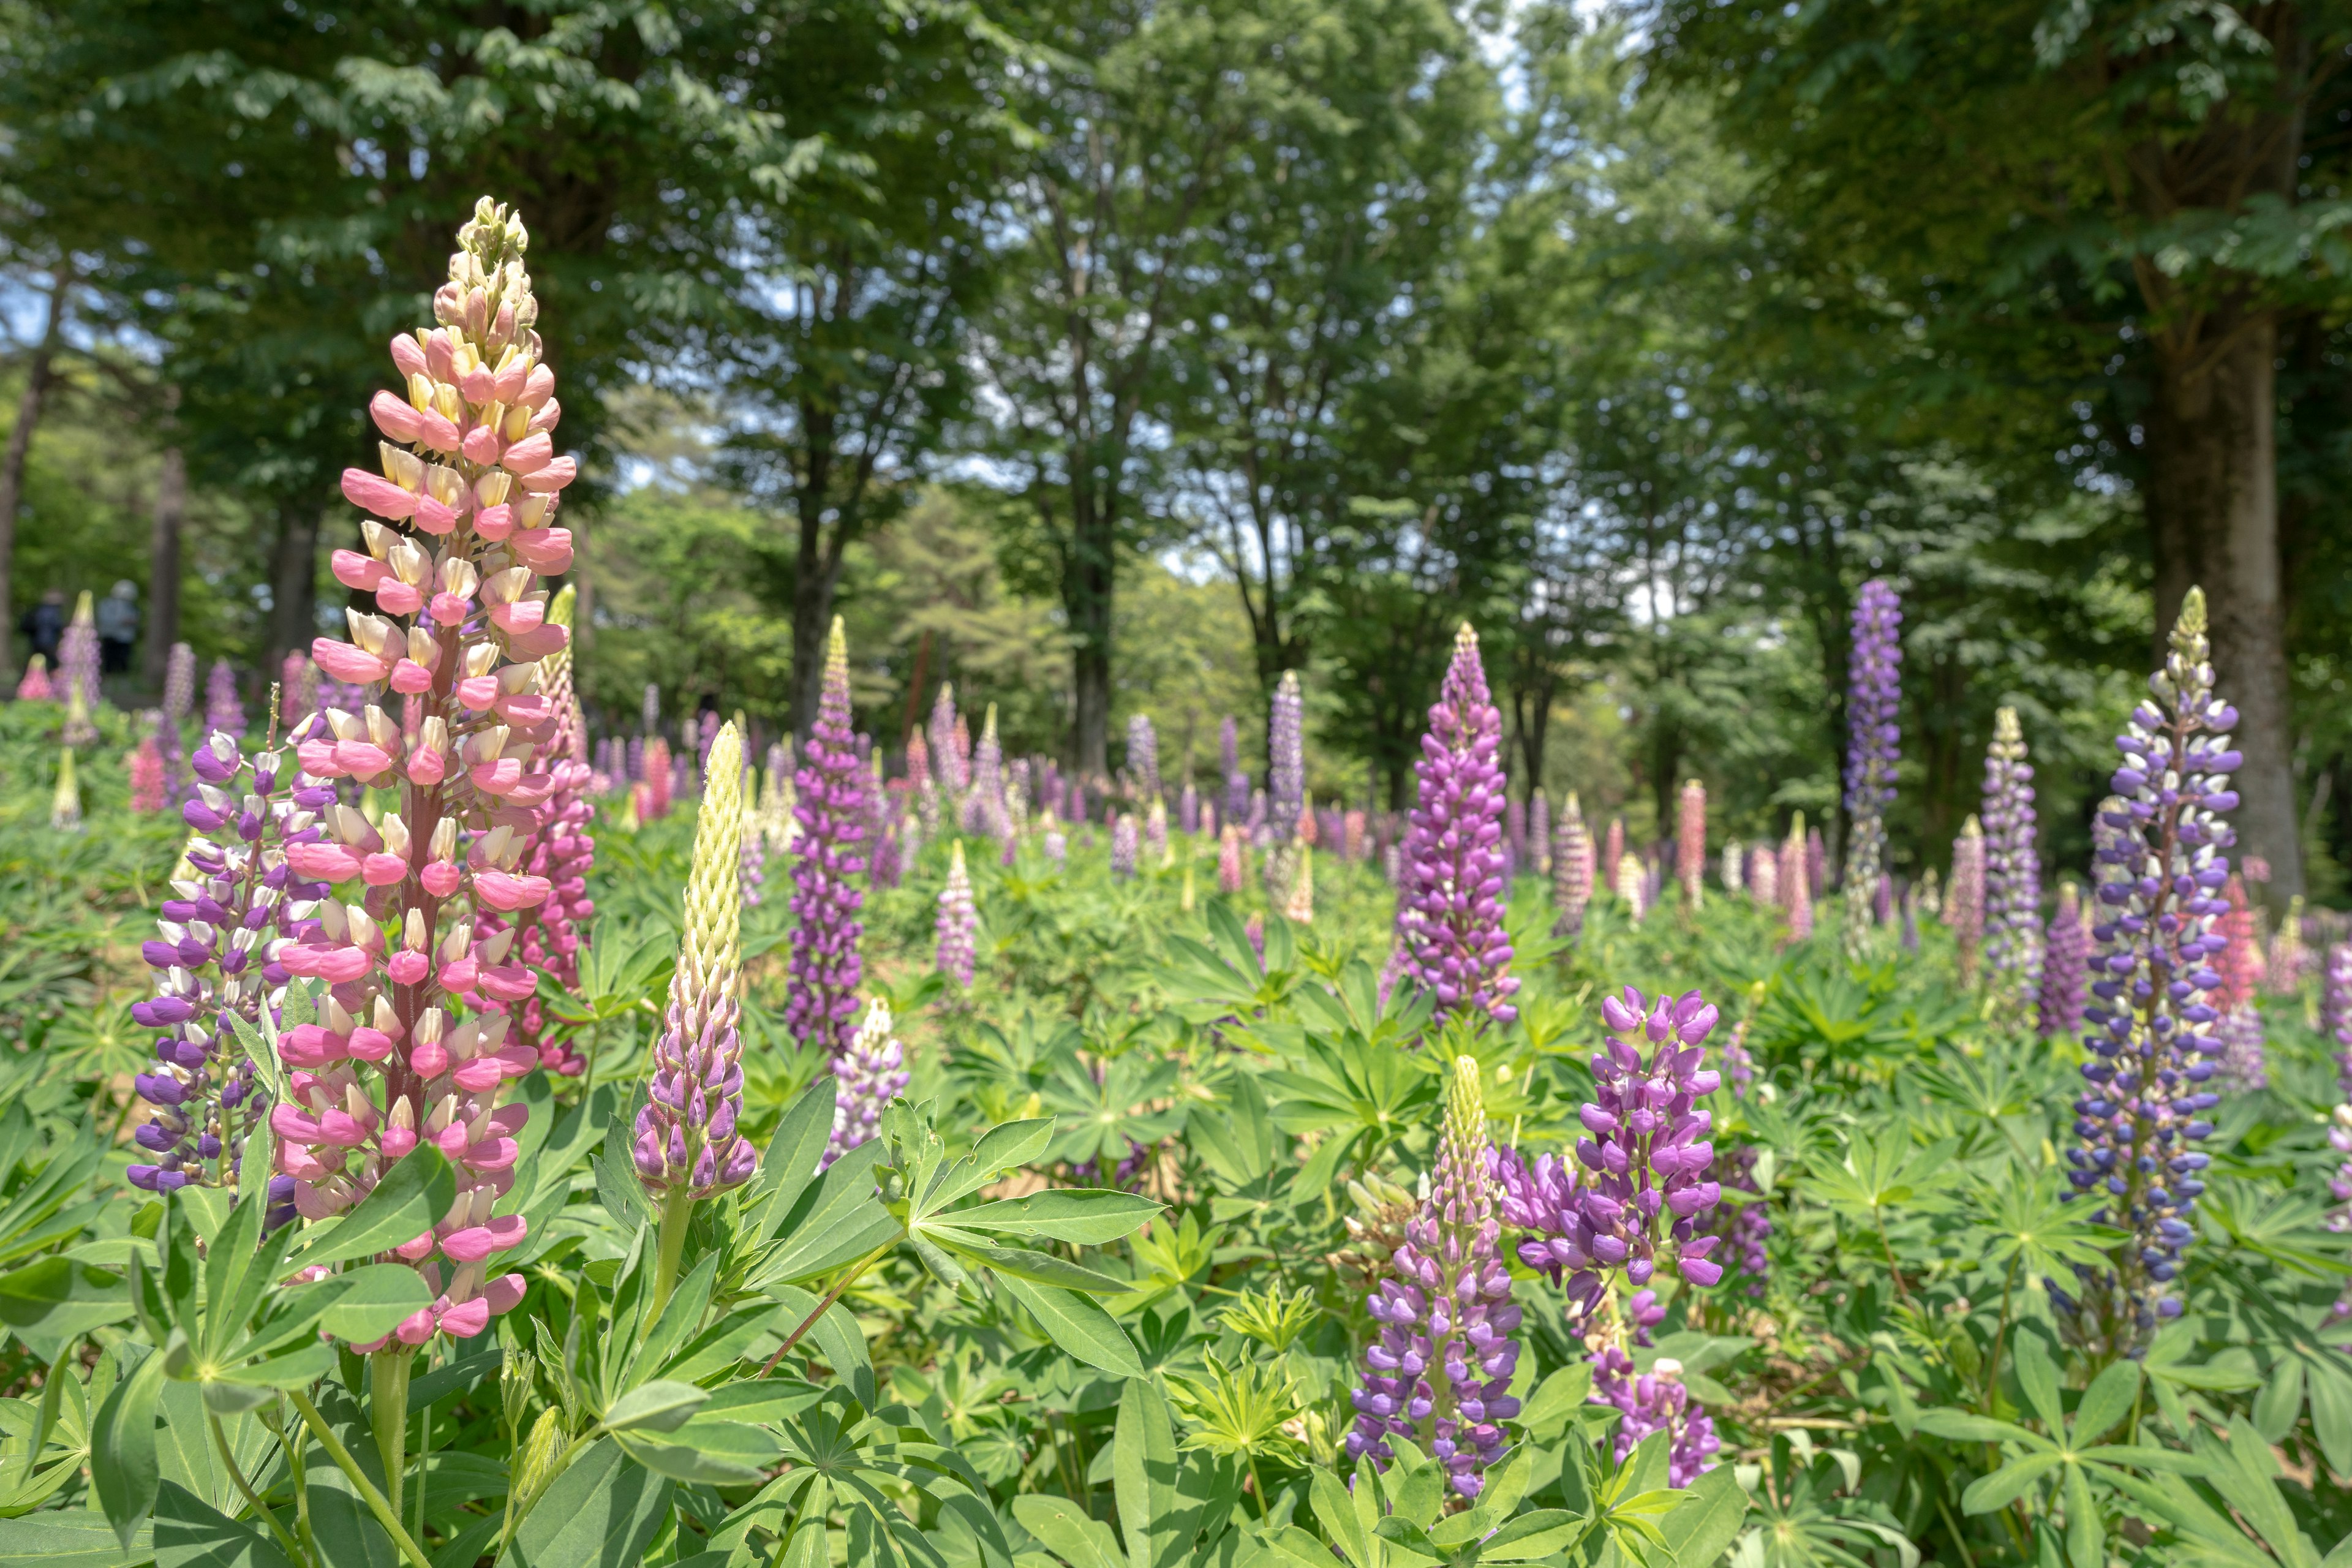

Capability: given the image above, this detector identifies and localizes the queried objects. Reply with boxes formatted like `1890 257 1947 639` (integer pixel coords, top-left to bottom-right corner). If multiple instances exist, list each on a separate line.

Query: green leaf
1481 1509 1583 1562
2071 1361 2141 1448
997 1276 1143 1379
1011 1494 1128 1568
1114 1379 1180 1568
747 1077 838 1237
295 1150 458 1270
603 1380 709 1434
93 1344 166 1548
758 1139 899 1285
929 1233 1133 1294
496 1438 673 1568
2255 1355 2306 1444
948 1189 1163 1244
1309 1466 1371 1568
153 1478 295 1568
311 1266 434 1346
1656 1466 1747 1567
1915 1410 2043 1447
0 1507 152 1566
613 1425 775 1486
0 1256 132 1362
2011 1333 2064 1435
1961 1451 2065 1515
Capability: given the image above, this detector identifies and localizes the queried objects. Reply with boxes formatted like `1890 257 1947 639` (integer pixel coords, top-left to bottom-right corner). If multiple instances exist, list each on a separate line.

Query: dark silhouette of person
19 589 65 666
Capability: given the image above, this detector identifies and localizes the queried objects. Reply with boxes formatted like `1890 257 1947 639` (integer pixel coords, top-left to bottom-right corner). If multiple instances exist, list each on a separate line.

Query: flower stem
757 1241 896 1377
208 1409 306 1564
289 1387 434 1568
369 1347 413 1525
649 1187 694 1321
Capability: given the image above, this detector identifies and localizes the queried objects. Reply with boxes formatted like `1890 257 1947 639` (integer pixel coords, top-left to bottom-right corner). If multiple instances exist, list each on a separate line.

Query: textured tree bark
0 269 72 682
143 447 186 688
267 503 322 684
2146 308 2300 900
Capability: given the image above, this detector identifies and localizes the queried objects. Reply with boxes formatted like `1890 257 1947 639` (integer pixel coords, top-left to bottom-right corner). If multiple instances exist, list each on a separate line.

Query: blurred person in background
18 588 64 670
96 580 138 677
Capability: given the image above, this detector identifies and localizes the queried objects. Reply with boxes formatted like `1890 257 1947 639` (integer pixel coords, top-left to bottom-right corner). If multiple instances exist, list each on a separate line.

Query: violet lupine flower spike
1398 625 1518 1027
936 840 976 986
1269 673 1303 844
1346 1055 1521 1498
1220 714 1249 826
276 198 576 1351
160 643 195 800
2063 586 2238 1356
1111 812 1138 880
1981 707 2043 1023
205 659 245 739
130 726 323 1199
1553 792 1592 939
1126 712 1159 805
1677 780 1705 910
2037 881 2092 1041
2327 943 2352 1097
59 592 99 745
824 998 908 1169
1840 579 1903 959
1949 816 1986 985
786 619 868 1057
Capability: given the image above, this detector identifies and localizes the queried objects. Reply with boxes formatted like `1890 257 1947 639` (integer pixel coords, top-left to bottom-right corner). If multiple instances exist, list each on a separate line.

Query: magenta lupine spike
277 650 315 726
1126 712 1159 805
1269 672 1303 843
1781 819 1812 942
1218 826 1244 895
1111 812 1138 880
2063 588 2237 1352
1553 793 1592 938
272 199 582 1348
16 655 51 701
1840 579 1902 956
1604 818 1624 886
129 733 166 812
203 659 244 739
1677 780 1706 908
2038 882 2092 1041
937 840 976 986
1346 1057 1522 1499
929 683 963 797
786 619 867 1057
1981 709 2043 1018
2326 943 2352 1096
130 725 328 1206
1180 782 1199 835
823 999 909 1169
1398 625 1518 1026
1220 714 1248 825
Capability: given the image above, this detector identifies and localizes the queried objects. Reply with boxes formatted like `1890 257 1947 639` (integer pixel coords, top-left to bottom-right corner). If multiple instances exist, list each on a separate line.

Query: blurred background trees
6 0 2352 902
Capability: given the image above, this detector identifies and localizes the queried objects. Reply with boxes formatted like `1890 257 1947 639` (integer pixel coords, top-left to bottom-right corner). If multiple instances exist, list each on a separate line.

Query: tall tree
0 265 71 680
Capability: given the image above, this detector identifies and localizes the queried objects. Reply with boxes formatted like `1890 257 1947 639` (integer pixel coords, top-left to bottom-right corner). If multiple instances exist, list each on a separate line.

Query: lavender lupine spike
2038 882 2092 1041
1553 793 1592 938
2063 587 2237 1354
1530 792 1550 877
59 592 99 745
1220 714 1249 825
1949 816 1986 984
1269 672 1303 843
1981 707 2043 1020
160 642 195 797
963 704 1006 838
785 619 868 1057
1111 812 1138 880
936 840 976 986
636 723 758 1199
1781 815 1812 943
1346 1056 1521 1498
1840 579 1903 957
129 726 323 1200
1677 780 1706 908
824 999 909 1169
2327 943 2352 1097
1126 712 1159 805
1398 625 1518 1025
929 682 965 799
2269 895 2307 995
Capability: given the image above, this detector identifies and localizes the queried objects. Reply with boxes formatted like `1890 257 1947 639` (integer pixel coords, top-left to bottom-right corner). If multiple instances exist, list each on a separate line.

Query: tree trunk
267 503 322 679
2146 307 2299 900
143 446 186 687
0 268 72 682
1066 495 1115 777
787 500 832 741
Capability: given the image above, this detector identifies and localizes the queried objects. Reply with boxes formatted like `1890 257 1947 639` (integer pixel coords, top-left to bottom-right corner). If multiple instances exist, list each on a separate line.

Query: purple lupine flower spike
2062 587 2236 1354
1398 625 1518 1026
1220 714 1249 826
1840 579 1901 957
936 840 976 986
1110 813 1138 880
1269 674 1303 844
204 659 246 740
824 1000 909 1168
1347 1056 1521 1499
1982 707 2043 1019
785 619 868 1057
2038 881 2092 1041
1552 792 1592 938
2325 942 2352 1097
1126 712 1159 805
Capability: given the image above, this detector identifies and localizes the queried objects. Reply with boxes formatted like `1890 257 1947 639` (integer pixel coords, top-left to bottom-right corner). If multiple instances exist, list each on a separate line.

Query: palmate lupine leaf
1804 1126 1962 1231
1730 1435 1920 1568
1965 1168 2125 1283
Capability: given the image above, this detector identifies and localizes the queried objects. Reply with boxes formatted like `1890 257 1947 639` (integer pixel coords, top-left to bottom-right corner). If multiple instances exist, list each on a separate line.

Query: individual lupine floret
1780 816 1812 942
786 620 868 1057
1346 1056 1522 1499
2037 881 2092 1041
274 198 584 1348
1111 812 1138 879
1948 815 1985 984
936 840 976 986
635 720 758 1222
823 998 908 1169
2062 587 2237 1354
1269 672 1303 843
1840 579 1902 957
59 592 98 744
130 725 325 1196
1981 707 2043 1019
15 655 51 701
204 659 244 739
1126 712 1158 805
1677 780 1706 908
1553 793 1593 938
1397 625 1518 1026
129 733 167 812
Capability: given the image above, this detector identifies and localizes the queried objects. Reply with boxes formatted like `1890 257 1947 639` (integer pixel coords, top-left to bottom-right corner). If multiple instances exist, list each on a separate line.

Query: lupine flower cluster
1218 826 1244 895
160 642 195 800
59 593 99 745
274 199 579 1348
1346 1056 1521 1499
1552 793 1593 938
786 620 867 1057
1781 816 1812 942
130 724 325 1196
965 705 1006 840
635 723 758 1200
1615 853 1647 922
1126 712 1158 804
1220 715 1249 825
205 659 244 739
1839 580 1902 957
823 998 908 1169
1397 625 1517 1026
128 734 167 812
1948 816 1985 983
1677 780 1706 908
1111 813 1138 879
1270 673 1303 843
2268 896 2307 995
1749 842 1777 905
15 655 50 701
1604 818 1624 886
936 840 976 986
2062 587 2237 1354
2038 882 2092 1041
1283 840 1314 924
1981 707 2042 1019
2328 943 2352 1097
